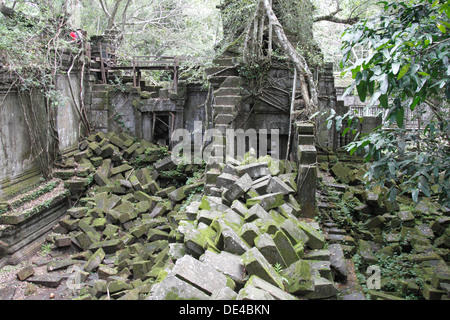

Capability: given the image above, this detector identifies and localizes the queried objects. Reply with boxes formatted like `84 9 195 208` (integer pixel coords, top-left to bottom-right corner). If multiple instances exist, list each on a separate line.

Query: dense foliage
337 0 450 206
0 2 74 92
86 0 221 57
219 0 320 62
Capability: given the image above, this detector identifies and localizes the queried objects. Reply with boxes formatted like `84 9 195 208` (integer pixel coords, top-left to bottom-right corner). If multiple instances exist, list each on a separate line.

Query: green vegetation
0 181 60 215
39 242 52 257
330 0 450 207
273 262 290 286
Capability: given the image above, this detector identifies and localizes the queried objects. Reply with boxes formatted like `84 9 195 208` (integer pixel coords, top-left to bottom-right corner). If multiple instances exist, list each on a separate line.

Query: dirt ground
0 246 79 300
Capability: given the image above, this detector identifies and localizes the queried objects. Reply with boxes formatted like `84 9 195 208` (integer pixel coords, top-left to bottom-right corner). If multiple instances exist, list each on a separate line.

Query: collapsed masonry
150 154 338 300
4 128 347 300
1 5 341 299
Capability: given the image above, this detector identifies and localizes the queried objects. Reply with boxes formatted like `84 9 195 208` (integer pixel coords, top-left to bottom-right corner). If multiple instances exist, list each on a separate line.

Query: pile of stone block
35 131 203 299
33 132 341 300
147 154 340 300
318 160 450 300
54 131 177 199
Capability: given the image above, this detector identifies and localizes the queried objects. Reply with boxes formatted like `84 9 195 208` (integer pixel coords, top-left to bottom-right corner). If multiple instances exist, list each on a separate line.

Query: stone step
213 105 236 118
220 76 243 88
325 234 356 246
0 187 68 226
221 48 241 58
212 57 238 67
205 67 238 77
208 76 228 87
92 84 109 92
324 227 347 236
215 95 242 106
298 134 315 146
214 87 241 97
214 124 231 135
214 114 235 125
91 91 109 99
323 221 339 228
0 180 65 218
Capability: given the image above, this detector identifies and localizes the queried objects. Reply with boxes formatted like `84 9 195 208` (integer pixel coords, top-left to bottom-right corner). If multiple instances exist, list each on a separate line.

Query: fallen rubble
19 131 343 300
317 159 450 300
147 154 339 300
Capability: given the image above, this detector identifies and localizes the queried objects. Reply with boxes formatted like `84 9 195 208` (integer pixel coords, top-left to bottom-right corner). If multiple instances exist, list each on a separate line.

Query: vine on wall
0 3 89 179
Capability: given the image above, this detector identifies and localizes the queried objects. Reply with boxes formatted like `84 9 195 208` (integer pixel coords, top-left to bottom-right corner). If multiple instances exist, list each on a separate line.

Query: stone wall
315 65 383 152
316 63 338 151
56 74 85 152
0 89 45 200
0 73 84 201
85 79 208 147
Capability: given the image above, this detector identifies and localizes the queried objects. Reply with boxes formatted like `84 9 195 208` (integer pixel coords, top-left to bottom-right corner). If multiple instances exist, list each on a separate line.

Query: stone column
295 122 317 219
315 62 337 151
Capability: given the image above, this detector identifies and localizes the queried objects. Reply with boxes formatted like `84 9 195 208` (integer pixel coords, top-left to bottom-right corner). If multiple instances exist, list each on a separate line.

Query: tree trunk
286 66 297 161
105 0 122 29
261 0 318 114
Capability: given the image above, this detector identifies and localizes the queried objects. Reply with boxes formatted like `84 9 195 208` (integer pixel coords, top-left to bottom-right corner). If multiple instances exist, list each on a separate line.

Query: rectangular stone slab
146 275 210 300
171 255 228 296
241 247 284 289
246 193 284 211
200 250 246 285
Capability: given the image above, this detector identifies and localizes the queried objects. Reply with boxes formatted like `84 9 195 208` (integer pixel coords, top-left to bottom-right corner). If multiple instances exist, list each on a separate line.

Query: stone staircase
204 53 243 194
0 179 70 266
206 52 242 133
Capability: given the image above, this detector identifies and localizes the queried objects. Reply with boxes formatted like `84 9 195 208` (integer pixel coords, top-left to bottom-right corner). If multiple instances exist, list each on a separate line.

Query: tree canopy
335 0 449 206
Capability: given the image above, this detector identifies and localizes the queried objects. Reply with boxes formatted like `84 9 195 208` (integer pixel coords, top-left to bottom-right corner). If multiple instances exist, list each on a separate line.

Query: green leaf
356 81 368 102
342 127 350 136
380 74 389 94
388 162 396 176
342 82 356 99
355 71 363 84
379 94 389 109
396 108 404 128
437 23 447 33
392 62 401 75
410 95 421 111
389 188 397 202
418 182 431 197
397 64 410 80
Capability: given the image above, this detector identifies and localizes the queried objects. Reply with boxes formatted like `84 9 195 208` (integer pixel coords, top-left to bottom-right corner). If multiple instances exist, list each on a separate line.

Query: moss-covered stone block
84 248 106 272
272 230 299 267
254 233 286 267
297 220 325 249
281 260 314 295
246 192 284 211
241 247 284 289
239 223 260 247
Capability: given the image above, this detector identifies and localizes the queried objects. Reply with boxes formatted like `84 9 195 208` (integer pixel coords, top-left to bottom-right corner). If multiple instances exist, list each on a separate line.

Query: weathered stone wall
0 73 84 201
315 64 383 151
55 74 84 152
0 89 45 200
86 79 208 146
316 62 337 151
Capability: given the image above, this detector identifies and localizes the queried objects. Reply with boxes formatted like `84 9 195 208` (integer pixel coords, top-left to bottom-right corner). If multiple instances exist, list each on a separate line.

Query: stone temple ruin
0 7 449 302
